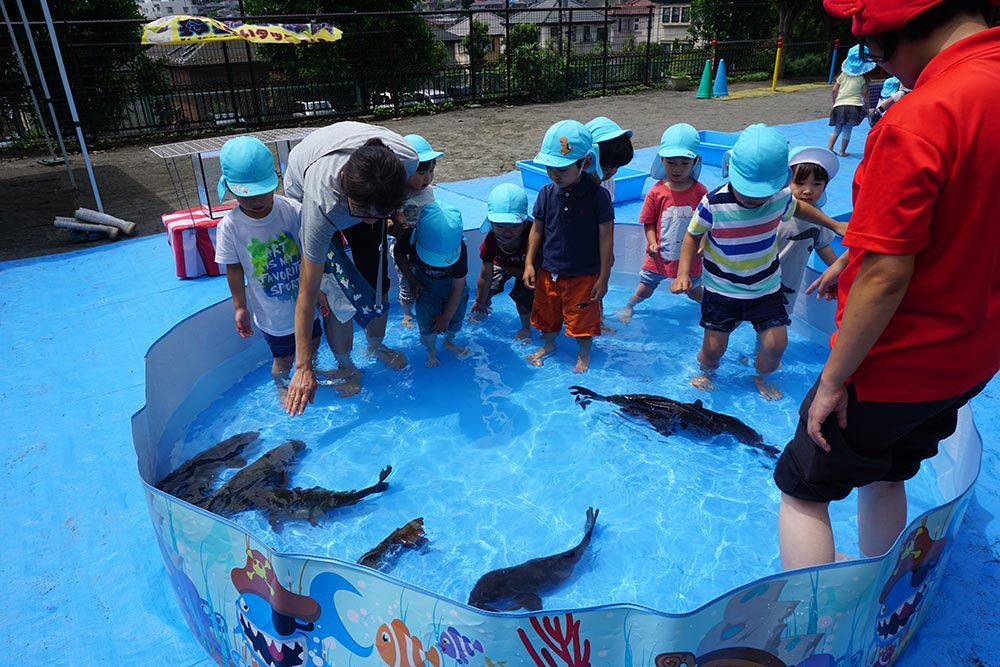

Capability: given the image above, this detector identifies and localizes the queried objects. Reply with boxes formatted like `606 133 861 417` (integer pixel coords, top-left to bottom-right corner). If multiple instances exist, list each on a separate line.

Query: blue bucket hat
480 182 531 233
534 120 593 168
728 124 791 199
879 76 901 97
416 201 464 267
788 146 839 207
404 134 445 163
650 123 702 181
217 136 279 202
585 116 634 180
841 44 876 77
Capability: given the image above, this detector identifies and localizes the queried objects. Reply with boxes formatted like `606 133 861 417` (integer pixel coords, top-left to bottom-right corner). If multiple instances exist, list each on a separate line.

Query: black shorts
262 318 322 359
342 221 391 299
490 265 534 313
700 289 790 334
773 379 987 503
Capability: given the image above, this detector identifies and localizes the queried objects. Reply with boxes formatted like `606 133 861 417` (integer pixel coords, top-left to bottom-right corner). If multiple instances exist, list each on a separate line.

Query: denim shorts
700 289 789 333
262 318 321 359
638 269 702 289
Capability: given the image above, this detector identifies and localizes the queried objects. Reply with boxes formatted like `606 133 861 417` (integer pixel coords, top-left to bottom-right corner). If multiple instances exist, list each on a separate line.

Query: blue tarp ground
2 117 997 666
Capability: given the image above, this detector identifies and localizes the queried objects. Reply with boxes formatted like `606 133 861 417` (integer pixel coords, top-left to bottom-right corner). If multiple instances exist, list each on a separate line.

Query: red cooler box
161 206 234 279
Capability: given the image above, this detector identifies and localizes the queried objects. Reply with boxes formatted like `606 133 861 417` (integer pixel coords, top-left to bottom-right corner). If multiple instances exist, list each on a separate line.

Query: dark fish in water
357 517 428 571
569 386 779 458
155 431 260 504
243 465 393 531
467 507 598 612
199 439 307 513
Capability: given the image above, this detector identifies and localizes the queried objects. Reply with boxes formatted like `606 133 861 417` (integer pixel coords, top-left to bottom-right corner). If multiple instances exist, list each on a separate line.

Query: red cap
824 0 999 36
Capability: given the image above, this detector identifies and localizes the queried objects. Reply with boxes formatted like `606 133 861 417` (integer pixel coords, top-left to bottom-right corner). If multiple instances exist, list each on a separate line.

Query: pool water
175 277 945 614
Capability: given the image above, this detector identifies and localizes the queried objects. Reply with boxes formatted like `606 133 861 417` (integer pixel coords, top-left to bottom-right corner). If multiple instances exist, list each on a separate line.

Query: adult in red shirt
774 0 1000 569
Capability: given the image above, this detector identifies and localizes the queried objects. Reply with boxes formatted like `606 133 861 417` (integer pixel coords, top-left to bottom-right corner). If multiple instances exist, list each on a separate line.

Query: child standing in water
470 183 535 342
524 120 614 373
394 201 470 367
213 136 327 393
395 134 443 328
618 123 708 323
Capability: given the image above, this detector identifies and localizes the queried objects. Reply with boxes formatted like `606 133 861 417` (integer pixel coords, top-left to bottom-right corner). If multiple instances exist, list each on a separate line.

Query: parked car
210 111 245 126
371 88 454 112
292 100 337 118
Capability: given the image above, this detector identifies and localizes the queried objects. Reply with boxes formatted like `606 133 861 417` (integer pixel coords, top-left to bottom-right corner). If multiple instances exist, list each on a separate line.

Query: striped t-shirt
687 184 796 299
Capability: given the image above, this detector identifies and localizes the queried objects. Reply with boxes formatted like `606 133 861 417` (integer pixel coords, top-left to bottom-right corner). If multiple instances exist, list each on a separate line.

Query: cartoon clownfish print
376 618 442 667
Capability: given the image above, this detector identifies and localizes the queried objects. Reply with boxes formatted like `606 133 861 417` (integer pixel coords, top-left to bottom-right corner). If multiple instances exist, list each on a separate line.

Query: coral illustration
517 614 591 667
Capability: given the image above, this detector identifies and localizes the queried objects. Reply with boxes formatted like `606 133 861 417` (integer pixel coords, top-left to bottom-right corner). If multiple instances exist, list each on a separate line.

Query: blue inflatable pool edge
132 226 984 667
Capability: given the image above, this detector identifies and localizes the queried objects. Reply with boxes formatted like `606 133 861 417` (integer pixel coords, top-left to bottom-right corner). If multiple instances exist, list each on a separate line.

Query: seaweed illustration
517 614 591 667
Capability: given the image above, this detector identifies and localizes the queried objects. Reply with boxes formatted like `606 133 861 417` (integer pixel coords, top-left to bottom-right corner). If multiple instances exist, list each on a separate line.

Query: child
393 201 470 367
828 44 874 157
584 116 635 201
394 133 443 328
867 76 910 126
524 120 614 374
469 182 535 341
213 136 330 393
618 123 708 323
776 147 841 313
671 124 844 400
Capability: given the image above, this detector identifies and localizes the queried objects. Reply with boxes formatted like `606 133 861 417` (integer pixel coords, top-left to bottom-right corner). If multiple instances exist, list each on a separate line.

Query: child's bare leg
693 329 729 391
573 336 593 374
365 312 407 370
515 306 532 343
617 282 655 323
753 325 788 400
420 333 440 368
271 355 294 399
686 285 704 302
443 332 469 358
527 331 558 367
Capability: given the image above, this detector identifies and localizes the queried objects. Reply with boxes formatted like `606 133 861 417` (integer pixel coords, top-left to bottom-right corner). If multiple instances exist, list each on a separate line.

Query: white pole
38 0 103 212
12 0 75 186
1 0 58 161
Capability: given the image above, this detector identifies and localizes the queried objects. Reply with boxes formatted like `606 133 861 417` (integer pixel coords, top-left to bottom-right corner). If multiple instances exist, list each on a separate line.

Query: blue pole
827 38 840 84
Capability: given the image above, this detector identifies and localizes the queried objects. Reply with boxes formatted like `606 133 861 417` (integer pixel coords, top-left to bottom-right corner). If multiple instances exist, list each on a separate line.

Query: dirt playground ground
0 82 832 262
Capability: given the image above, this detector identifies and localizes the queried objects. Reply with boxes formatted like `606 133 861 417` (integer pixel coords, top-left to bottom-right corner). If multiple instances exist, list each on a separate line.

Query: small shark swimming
467 507 598 612
155 430 260 505
157 436 392 530
569 386 779 458
356 517 428 571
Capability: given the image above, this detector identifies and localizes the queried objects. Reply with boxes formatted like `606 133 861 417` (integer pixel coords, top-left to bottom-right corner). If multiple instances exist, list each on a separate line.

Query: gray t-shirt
776 216 836 311
283 121 419 264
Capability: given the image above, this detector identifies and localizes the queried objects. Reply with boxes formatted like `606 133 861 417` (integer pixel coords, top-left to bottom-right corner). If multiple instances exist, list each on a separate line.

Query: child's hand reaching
469 302 491 322
646 241 660 257
234 307 253 338
431 313 450 333
671 276 692 294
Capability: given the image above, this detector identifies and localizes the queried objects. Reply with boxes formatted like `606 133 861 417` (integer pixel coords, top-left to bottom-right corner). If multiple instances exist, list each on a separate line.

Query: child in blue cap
213 136 332 394
524 119 614 373
617 123 709 324
394 134 445 329
470 183 535 341
672 123 844 400
393 201 470 367
584 116 635 202
828 44 874 156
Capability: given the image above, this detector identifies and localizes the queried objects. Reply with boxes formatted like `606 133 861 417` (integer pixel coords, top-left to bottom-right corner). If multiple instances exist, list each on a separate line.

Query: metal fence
0 6 840 148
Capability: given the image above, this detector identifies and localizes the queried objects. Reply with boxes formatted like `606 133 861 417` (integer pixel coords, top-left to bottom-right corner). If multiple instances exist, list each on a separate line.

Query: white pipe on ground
54 216 118 240
74 208 137 235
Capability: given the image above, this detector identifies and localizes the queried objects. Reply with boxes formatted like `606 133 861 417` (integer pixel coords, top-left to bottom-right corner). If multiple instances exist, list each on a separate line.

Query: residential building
509 0 608 54
447 15 506 64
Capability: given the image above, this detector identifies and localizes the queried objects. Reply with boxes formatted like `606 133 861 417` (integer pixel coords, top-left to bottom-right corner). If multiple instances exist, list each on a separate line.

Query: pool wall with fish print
132 226 984 667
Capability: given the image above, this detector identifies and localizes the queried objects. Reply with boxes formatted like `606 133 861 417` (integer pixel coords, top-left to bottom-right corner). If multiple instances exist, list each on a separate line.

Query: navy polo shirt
532 175 614 276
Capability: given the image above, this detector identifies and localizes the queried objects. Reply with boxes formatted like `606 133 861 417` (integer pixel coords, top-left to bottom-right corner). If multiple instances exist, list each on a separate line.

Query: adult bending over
774 0 1000 569
283 122 418 416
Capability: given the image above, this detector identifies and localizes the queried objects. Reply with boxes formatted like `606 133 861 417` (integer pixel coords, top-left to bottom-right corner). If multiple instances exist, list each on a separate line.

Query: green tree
504 23 540 51
462 20 491 66
688 0 778 41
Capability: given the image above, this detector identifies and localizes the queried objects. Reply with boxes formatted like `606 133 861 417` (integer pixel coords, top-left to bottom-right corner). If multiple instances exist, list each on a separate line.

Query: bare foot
316 367 361 381
368 344 408 370
691 374 715 391
754 375 783 400
401 314 415 329
601 320 616 335
839 152 850 157
514 327 531 344
615 307 633 324
334 374 362 397
527 344 556 367
572 359 589 373
443 340 469 358
424 355 440 368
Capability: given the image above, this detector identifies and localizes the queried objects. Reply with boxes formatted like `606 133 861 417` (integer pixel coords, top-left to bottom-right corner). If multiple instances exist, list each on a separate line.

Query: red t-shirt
834 27 1000 402
479 222 531 269
638 180 708 277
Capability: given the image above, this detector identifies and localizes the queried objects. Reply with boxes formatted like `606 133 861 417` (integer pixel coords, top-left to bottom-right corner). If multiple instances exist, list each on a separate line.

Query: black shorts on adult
773 379 988 503
342 221 391 299
700 289 790 333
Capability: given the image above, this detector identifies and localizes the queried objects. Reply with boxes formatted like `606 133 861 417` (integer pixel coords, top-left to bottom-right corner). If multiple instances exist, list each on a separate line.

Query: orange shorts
530 269 602 337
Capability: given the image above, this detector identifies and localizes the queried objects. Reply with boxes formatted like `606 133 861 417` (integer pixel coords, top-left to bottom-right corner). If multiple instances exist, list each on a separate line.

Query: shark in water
569 386 779 458
155 430 260 505
357 517 429 572
467 507 598 612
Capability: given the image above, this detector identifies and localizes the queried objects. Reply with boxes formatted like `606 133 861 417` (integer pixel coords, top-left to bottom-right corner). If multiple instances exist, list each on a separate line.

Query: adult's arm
807 251 915 449
284 255 325 416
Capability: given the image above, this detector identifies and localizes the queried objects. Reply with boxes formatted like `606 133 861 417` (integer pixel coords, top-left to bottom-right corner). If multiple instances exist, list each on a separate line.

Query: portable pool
132 225 984 667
